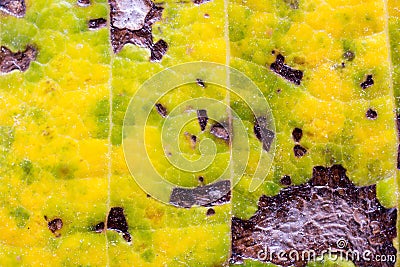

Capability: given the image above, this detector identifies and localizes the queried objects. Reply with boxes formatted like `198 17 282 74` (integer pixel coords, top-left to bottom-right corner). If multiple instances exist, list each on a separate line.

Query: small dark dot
198 176 204 183
206 208 215 216
343 51 355 61
196 78 206 88
360 74 374 89
271 50 276 55
146 194 151 198
341 62 345 68
94 221 105 233
48 218 63 234
204 13 210 18
292 128 303 143
294 144 307 157
280 175 292 186
366 108 378 120
123 233 132 242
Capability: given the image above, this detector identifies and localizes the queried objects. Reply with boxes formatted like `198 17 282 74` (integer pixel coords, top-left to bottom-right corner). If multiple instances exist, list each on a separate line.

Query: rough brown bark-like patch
253 116 275 152
231 165 397 267
108 0 168 61
0 0 25 17
360 74 374 89
0 45 37 73
197 109 208 131
88 18 107 30
270 54 303 85
170 180 231 208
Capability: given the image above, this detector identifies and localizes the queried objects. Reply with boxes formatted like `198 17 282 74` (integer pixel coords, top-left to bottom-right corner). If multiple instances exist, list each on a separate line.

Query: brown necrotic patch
292 127 303 143
170 180 231 208
0 45 37 73
88 18 107 30
293 144 307 157
77 0 90 6
0 0 25 17
93 207 131 242
366 108 377 120
197 109 208 131
270 54 303 85
231 165 397 267
254 116 275 152
196 78 206 88
210 122 230 141
360 74 374 89
155 103 167 117
109 0 168 61
397 114 400 170
192 0 211 5
107 207 131 242
47 217 63 237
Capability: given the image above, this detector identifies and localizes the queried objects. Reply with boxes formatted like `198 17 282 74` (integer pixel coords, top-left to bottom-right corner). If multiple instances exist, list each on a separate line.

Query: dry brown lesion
0 0 26 18
108 0 168 61
0 45 37 73
231 165 397 267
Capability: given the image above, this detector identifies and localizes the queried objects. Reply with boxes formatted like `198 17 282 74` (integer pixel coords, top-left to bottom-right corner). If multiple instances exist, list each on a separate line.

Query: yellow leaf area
0 0 399 266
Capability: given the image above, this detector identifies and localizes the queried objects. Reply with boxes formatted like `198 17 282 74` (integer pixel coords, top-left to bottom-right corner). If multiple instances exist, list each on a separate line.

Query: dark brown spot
150 39 168 62
204 13 209 18
94 221 105 233
196 78 206 88
343 50 355 61
206 208 215 216
185 132 197 149
198 176 204 183
280 175 291 186
0 45 37 73
360 74 374 89
107 207 131 242
254 116 275 152
270 54 303 85
366 108 377 120
88 18 107 30
77 0 90 6
197 109 208 131
0 0 25 17
155 103 167 117
231 165 397 267
292 127 303 143
210 122 230 141
283 0 299 9
109 0 167 61
397 114 400 169
193 0 211 5
170 180 231 208
293 144 307 157
48 218 63 236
